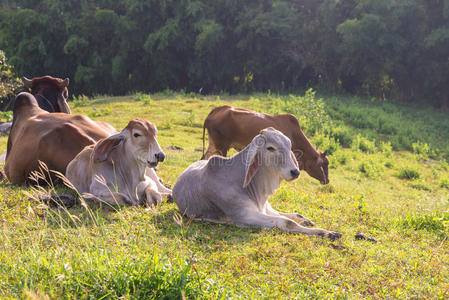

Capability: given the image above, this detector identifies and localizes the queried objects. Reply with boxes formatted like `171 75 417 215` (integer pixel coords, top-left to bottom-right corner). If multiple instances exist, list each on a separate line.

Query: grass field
1 92 449 298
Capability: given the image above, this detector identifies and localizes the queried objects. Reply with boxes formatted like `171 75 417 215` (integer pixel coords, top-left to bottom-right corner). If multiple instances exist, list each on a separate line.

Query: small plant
313 133 339 155
73 94 90 107
352 134 376 153
412 141 430 157
331 126 353 148
181 113 196 127
134 92 151 104
159 120 173 130
398 166 420 180
440 176 449 189
359 159 384 178
401 213 449 237
0 110 12 122
379 141 393 157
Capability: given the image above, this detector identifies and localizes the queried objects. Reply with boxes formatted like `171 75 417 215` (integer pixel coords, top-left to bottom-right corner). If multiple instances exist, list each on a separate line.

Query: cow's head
93 119 165 168
243 128 300 188
302 150 329 184
22 76 71 114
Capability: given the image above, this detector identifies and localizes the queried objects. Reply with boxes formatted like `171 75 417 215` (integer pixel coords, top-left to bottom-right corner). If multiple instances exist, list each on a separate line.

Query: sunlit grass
0 93 448 298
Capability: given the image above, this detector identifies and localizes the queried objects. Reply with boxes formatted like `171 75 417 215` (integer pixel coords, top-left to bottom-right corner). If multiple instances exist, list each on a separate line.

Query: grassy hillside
1 92 449 298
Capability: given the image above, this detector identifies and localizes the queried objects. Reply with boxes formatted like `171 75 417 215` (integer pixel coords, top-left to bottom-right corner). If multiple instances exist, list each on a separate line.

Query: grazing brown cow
202 105 330 184
22 75 71 113
4 92 116 184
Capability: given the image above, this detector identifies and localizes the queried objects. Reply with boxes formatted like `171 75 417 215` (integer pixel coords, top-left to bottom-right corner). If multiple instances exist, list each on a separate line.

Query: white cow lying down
66 118 172 206
173 127 341 240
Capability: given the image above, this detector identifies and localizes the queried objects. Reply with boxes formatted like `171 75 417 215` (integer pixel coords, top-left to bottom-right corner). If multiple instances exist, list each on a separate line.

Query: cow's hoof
327 231 342 240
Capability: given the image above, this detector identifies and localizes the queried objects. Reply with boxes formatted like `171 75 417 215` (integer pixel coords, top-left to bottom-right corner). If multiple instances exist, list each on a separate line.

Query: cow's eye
266 146 275 152
134 133 141 138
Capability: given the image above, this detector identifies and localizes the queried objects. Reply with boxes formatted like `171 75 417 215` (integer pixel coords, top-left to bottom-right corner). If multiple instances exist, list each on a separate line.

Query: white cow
66 119 172 206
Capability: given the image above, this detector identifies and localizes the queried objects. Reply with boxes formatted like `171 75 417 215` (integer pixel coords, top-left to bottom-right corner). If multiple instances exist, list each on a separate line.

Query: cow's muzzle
155 152 165 162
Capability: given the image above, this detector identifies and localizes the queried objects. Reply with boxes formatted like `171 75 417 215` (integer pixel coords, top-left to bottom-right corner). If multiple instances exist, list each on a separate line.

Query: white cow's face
126 119 165 168
259 128 300 181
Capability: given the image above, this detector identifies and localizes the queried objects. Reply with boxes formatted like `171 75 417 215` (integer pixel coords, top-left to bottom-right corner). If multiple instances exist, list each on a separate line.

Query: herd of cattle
2 76 340 240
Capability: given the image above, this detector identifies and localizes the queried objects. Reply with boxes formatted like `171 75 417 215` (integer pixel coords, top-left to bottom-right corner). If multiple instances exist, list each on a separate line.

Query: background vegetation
0 93 448 298
1 0 449 109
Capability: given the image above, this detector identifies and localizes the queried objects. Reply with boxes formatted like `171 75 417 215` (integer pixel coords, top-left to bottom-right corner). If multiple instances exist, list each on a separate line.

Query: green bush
412 141 431 158
313 133 339 155
439 176 449 189
331 126 353 148
352 134 376 153
134 92 151 104
402 213 449 237
398 166 421 180
379 141 393 157
359 159 384 179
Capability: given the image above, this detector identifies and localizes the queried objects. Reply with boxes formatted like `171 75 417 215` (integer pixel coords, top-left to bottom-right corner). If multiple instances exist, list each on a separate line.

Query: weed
72 94 90 107
352 134 376 153
440 176 449 189
398 166 421 180
359 159 384 178
401 213 449 237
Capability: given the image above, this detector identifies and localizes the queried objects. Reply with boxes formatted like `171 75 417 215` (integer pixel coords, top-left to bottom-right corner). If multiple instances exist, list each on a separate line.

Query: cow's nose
290 169 300 178
155 152 165 162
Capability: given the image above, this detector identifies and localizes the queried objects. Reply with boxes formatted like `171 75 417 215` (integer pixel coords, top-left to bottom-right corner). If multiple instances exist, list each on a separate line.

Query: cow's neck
292 130 319 168
246 165 281 211
110 146 146 202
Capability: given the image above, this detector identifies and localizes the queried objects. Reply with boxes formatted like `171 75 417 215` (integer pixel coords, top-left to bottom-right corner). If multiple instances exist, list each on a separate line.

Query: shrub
401 213 449 237
412 141 430 158
73 94 90 107
331 126 353 148
134 92 151 104
440 176 449 189
352 134 376 153
313 133 339 155
379 141 393 157
398 166 421 180
359 159 384 179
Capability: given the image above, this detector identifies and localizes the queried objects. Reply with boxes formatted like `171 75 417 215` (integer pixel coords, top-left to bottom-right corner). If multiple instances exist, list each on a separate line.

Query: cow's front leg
235 209 341 240
137 178 162 206
88 180 134 206
145 167 172 195
265 202 314 227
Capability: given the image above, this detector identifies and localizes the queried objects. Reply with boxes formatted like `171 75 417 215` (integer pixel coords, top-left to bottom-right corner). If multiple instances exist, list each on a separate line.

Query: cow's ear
243 152 259 188
243 135 265 188
93 134 124 163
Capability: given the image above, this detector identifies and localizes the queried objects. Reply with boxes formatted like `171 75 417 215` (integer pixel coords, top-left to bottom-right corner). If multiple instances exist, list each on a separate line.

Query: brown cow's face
22 76 71 113
304 152 329 184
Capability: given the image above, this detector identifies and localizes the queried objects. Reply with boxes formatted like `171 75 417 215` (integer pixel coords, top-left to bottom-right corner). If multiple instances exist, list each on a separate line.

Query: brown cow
202 105 330 184
4 92 116 184
22 75 71 113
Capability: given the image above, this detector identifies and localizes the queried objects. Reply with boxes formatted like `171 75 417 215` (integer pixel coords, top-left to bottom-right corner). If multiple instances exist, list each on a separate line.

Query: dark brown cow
4 92 116 185
22 75 71 113
202 105 330 184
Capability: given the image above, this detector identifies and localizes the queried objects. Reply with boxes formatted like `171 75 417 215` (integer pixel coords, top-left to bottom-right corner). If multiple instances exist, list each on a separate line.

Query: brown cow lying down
4 92 116 184
202 105 330 184
66 119 172 206
22 76 71 113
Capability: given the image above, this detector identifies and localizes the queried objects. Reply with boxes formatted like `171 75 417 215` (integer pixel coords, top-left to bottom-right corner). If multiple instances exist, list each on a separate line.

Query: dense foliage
0 0 448 109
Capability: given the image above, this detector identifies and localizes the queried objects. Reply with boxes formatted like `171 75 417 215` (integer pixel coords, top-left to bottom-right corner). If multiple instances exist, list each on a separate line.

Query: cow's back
205 106 297 150
5 112 114 184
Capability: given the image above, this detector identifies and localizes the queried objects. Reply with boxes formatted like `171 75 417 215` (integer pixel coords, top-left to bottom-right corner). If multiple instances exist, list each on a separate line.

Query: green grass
1 92 449 298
